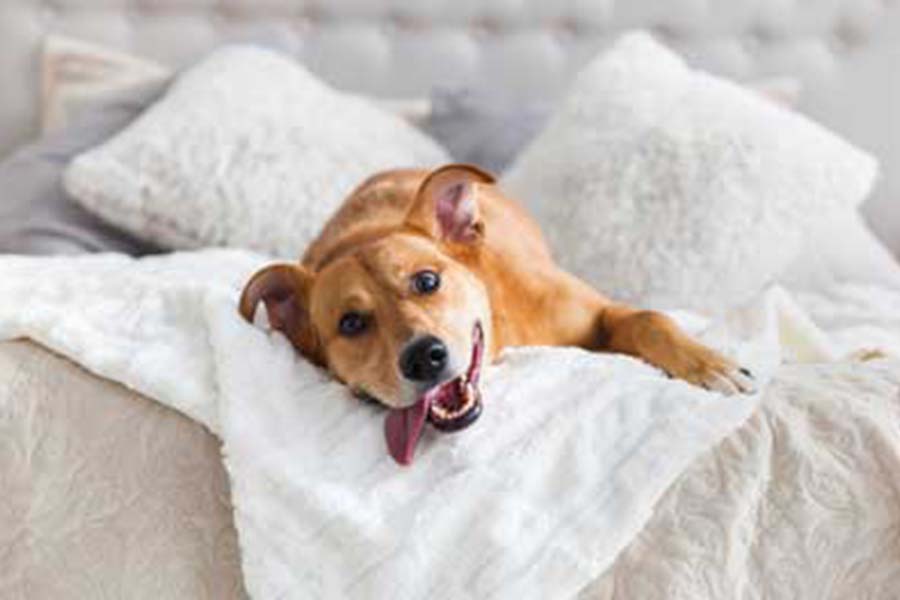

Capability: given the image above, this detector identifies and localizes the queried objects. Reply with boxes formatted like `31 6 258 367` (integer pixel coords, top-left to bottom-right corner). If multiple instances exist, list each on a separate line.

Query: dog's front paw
663 342 757 395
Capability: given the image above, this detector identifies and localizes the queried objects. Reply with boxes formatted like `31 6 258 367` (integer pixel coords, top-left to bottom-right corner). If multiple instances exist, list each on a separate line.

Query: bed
1 2 899 599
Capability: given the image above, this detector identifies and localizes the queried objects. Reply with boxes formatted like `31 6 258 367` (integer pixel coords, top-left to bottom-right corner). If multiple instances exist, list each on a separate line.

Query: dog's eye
412 270 441 295
338 312 367 336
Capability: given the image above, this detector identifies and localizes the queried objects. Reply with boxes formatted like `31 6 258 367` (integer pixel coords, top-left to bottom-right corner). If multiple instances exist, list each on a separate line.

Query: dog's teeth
429 379 479 424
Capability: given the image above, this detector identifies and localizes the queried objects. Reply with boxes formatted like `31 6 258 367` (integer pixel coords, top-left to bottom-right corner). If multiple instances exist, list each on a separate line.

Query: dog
239 164 755 465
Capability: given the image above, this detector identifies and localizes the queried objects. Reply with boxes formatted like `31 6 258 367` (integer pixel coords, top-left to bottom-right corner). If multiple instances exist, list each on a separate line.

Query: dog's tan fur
240 164 753 409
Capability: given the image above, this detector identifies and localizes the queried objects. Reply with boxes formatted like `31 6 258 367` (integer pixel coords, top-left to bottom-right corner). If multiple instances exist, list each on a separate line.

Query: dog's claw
658 342 757 396
731 367 757 395
707 372 739 395
696 361 757 396
699 360 757 396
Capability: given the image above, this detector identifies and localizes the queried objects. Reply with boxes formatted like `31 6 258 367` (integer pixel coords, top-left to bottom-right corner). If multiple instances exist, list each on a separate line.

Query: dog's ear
239 263 323 365
405 163 496 243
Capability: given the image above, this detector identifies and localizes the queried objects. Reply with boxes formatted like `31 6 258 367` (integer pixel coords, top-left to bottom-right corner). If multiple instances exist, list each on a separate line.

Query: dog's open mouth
384 322 484 466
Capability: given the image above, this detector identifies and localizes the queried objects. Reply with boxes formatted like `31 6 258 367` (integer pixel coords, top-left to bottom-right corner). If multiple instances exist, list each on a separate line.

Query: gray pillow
424 87 551 174
423 79 803 176
0 82 165 255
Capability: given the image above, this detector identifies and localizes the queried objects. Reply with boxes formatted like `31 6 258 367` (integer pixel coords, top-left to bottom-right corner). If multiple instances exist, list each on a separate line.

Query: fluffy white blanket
0 250 869 599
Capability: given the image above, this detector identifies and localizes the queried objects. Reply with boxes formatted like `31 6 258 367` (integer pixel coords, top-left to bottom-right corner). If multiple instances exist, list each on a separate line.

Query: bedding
64 46 448 258
781 210 900 293
51 32 892 308
424 86 553 173
583 356 900 599
3 0 899 259
502 33 879 313
9 342 896 600
424 78 801 174
0 82 163 256
0 249 772 599
4 35 433 258
0 340 246 599
1 250 898 599
41 36 168 135
580 282 900 599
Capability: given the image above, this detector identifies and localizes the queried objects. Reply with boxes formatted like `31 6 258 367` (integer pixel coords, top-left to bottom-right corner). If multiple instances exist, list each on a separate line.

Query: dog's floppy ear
405 163 496 243
239 263 323 365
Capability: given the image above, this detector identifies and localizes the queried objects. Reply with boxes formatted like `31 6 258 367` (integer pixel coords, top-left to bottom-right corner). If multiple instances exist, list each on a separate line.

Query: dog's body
241 165 754 464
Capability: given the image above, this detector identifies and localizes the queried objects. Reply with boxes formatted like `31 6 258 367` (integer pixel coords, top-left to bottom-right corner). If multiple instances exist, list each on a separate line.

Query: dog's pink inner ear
239 263 322 365
411 164 494 243
262 288 301 333
436 181 479 242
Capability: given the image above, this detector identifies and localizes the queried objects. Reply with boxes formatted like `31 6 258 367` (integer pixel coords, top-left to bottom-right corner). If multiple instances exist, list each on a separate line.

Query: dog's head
239 165 496 464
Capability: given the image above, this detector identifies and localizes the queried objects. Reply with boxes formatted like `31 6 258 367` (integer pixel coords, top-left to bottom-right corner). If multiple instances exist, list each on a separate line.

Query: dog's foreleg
593 304 755 394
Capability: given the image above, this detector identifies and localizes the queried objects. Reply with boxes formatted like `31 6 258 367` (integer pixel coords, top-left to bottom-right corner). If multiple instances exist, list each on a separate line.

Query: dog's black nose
400 336 448 382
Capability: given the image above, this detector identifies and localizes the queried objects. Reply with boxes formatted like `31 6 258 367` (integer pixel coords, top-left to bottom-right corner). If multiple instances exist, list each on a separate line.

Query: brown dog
240 164 754 465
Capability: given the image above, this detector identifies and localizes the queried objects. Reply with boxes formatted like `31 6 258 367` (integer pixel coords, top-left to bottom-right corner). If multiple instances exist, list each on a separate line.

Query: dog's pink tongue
384 397 429 466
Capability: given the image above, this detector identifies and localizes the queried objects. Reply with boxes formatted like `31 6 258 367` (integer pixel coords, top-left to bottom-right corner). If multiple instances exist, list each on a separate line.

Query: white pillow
782 210 900 291
502 32 878 313
744 78 900 292
64 46 448 258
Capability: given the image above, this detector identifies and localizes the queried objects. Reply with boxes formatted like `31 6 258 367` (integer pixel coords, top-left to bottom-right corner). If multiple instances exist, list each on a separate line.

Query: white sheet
0 249 783 599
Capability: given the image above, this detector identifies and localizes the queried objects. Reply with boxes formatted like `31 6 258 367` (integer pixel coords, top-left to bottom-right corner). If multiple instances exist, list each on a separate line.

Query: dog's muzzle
384 322 485 465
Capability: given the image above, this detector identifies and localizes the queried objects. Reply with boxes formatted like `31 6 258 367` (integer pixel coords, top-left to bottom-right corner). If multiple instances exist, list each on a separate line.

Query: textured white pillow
782 210 900 291
502 32 878 313
64 46 448 258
